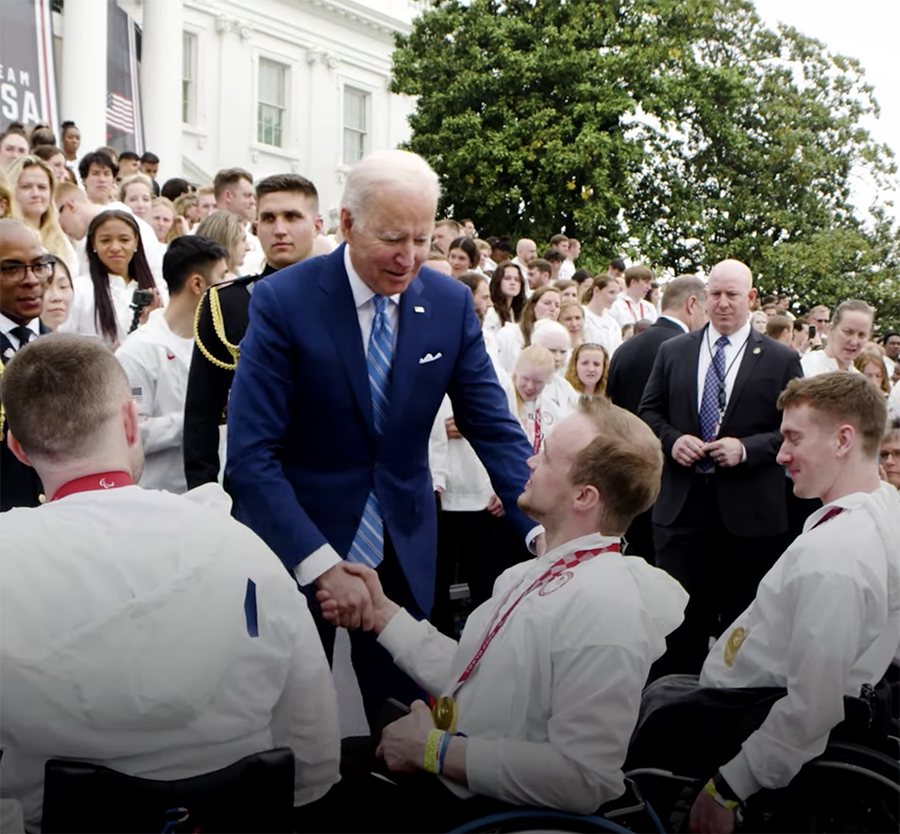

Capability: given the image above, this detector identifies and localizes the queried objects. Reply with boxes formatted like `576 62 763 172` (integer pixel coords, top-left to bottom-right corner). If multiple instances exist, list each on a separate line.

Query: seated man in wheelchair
630 373 900 834
318 398 688 830
0 336 341 831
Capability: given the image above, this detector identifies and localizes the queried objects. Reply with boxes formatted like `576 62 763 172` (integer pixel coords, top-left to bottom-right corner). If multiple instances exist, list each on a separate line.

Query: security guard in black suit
0 221 54 511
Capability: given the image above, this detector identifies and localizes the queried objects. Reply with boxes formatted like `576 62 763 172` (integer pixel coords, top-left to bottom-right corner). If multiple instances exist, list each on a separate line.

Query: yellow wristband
704 779 739 811
423 729 446 774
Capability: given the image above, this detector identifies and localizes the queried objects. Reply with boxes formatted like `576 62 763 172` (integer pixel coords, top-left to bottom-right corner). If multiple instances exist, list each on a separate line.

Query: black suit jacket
607 317 686 414
1 324 50 511
639 326 802 536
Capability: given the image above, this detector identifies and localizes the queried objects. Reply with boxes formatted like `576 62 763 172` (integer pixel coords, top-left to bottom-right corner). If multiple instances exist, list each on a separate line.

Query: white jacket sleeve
719 572 865 800
378 609 459 697
466 644 643 814
116 346 184 455
269 590 341 807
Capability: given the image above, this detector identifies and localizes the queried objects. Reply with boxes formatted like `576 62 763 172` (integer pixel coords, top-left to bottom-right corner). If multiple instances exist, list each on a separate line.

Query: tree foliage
392 0 900 327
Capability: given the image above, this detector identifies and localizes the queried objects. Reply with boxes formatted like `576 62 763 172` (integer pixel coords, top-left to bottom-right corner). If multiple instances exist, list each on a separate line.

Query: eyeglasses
0 260 55 283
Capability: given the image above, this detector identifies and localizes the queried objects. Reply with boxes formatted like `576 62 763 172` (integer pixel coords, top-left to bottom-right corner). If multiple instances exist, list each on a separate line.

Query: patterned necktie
348 296 394 567
9 326 33 349
698 335 730 471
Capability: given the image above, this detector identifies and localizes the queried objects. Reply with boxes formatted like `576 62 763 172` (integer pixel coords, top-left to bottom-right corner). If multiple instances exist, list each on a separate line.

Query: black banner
0 0 58 133
106 0 143 154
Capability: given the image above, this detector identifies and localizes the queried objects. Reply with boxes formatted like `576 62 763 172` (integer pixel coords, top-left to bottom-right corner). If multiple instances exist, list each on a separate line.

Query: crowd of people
0 122 898 834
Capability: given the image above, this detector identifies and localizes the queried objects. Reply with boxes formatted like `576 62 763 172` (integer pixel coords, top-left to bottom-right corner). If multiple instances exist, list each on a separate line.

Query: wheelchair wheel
742 744 900 834
448 809 636 833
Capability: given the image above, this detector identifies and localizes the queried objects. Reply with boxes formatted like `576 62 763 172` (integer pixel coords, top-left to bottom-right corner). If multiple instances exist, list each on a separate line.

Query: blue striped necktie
348 295 394 567
698 335 729 472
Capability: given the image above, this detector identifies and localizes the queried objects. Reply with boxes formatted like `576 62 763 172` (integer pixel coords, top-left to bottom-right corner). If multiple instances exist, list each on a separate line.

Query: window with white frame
182 32 198 125
343 86 368 165
257 58 287 147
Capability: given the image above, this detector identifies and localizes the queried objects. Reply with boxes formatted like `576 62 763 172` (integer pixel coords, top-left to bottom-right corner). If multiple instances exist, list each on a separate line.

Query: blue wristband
436 730 452 774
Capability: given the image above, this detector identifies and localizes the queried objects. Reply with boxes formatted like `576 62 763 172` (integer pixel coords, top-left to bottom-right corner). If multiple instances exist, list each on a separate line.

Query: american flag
106 91 134 133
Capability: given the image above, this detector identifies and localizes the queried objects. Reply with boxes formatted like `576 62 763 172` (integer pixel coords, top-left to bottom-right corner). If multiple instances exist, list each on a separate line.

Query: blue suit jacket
225 245 536 612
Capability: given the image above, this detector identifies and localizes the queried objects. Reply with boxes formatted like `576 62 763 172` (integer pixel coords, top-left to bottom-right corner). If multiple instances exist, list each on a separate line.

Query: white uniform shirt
700 484 900 800
495 323 526 375
115 309 194 494
582 308 622 357
63 273 144 347
0 484 340 829
801 349 859 378
482 306 505 338
610 296 658 328
378 533 688 813
558 259 575 281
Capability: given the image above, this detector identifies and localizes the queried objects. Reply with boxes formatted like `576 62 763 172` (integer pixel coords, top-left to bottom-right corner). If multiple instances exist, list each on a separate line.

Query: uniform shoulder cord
193 286 240 371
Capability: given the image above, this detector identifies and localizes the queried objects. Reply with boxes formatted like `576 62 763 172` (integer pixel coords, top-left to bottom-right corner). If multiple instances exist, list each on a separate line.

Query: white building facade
58 0 424 226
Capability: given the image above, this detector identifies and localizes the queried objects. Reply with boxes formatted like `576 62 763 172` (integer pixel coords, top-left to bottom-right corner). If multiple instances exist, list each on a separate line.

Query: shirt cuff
740 443 747 463
376 607 420 655
719 751 763 802
525 525 544 554
293 543 342 587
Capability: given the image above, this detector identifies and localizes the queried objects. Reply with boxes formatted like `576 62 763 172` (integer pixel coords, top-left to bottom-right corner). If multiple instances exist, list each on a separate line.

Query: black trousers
651 477 783 678
307 535 426 731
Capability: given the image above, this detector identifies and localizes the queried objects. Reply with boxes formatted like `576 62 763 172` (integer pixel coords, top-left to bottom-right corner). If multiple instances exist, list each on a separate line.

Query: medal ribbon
532 406 542 455
50 471 135 502
810 506 844 530
454 543 620 689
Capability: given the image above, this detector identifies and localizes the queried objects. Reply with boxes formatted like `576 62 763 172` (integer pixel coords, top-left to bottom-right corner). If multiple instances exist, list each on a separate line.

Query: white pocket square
419 352 443 364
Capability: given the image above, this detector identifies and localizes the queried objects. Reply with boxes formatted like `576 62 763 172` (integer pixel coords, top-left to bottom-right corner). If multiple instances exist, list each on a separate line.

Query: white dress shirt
0 313 41 353
293 246 401 586
378 533 688 813
696 321 752 416
0 484 341 829
701 483 900 800
658 315 688 333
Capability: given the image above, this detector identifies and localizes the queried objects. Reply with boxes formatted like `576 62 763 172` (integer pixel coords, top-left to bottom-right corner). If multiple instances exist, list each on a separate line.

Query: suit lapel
386 279 428 433
723 329 764 425
685 328 704 427
318 249 375 436
0 332 14 362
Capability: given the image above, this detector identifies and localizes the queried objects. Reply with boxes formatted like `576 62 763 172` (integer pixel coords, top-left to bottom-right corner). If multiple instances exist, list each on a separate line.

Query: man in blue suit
225 151 540 723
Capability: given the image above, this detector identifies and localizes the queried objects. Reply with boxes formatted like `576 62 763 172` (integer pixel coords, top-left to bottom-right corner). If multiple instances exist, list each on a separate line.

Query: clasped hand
316 562 399 632
672 435 744 468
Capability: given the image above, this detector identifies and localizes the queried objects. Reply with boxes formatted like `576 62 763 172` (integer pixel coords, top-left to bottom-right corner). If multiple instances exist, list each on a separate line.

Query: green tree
392 0 899 327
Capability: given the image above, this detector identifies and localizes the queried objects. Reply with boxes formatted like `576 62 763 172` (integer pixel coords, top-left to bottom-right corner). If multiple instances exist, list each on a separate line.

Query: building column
61 0 107 155
141 0 183 181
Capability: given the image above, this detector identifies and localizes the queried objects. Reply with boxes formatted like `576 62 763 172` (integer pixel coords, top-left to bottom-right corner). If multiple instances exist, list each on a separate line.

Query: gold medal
723 627 747 667
432 696 458 733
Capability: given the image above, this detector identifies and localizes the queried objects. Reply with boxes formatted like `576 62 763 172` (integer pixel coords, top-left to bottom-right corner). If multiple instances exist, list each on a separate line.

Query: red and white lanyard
532 407 543 454
626 299 641 323
50 471 135 502
453 543 620 692
811 506 844 530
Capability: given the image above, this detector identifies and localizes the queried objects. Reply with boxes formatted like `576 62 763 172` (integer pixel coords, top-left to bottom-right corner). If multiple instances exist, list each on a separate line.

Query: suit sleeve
638 343 683 457
224 279 330 572
446 296 537 541
739 351 803 468
183 291 235 490
606 351 623 407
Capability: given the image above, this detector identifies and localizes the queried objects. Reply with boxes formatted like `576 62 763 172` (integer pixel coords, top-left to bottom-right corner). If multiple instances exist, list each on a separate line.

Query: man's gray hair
661 274 707 313
341 150 440 227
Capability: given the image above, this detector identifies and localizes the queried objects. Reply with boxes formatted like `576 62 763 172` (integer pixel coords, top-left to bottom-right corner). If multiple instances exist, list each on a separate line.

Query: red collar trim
50 471 135 502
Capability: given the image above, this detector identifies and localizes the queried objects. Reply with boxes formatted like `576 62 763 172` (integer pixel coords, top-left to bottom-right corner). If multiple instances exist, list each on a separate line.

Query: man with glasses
0 219 53 510
806 304 830 351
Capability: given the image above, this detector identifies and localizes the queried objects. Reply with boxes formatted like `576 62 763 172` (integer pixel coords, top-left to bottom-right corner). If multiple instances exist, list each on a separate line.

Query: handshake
315 562 400 633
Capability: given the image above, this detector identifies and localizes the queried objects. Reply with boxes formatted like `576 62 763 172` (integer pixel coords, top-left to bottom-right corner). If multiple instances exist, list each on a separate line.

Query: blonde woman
854 347 891 396
511 345 557 453
195 210 249 278
119 173 154 220
0 168 11 218
8 155 77 275
495 284 561 374
150 196 181 245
